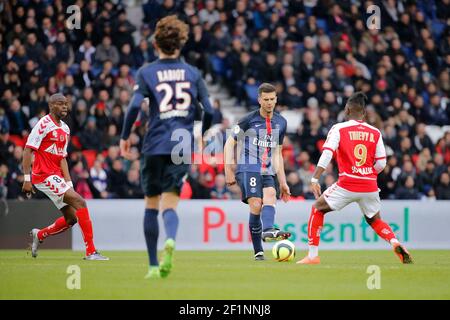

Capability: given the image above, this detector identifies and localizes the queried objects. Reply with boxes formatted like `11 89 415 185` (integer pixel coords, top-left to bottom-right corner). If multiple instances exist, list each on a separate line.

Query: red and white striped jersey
322 119 386 192
25 114 70 184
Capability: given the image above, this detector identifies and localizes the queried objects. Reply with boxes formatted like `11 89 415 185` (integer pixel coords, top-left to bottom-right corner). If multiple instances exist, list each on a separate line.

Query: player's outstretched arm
21 147 35 198
224 136 237 186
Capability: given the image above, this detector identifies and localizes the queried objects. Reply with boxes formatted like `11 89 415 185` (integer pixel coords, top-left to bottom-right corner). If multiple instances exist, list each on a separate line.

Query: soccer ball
272 240 295 262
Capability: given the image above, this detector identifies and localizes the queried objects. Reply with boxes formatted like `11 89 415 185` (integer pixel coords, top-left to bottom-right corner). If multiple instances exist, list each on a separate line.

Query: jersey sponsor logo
252 137 277 148
44 143 65 156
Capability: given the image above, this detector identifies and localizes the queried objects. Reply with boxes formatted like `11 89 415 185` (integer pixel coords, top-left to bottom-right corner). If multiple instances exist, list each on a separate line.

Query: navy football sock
162 209 179 240
143 209 159 266
249 213 263 254
261 205 276 231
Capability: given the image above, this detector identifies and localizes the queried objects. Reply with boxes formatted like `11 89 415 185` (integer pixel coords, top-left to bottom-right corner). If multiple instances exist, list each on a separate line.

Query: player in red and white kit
22 93 108 260
297 92 413 265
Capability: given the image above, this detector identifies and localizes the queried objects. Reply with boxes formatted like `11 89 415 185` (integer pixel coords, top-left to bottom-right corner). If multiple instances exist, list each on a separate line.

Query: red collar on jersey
48 114 62 127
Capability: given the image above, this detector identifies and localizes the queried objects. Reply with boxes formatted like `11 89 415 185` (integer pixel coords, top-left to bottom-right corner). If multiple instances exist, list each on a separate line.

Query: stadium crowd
0 0 449 202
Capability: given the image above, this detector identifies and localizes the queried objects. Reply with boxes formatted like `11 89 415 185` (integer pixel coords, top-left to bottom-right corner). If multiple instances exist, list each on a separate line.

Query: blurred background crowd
0 0 449 202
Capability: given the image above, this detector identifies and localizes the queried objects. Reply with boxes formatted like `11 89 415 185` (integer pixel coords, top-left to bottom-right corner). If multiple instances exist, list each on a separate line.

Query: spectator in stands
71 160 93 199
78 116 102 151
395 176 420 200
286 171 303 199
435 172 450 200
7 99 29 136
418 160 438 197
102 124 120 150
210 173 232 200
125 169 144 199
107 158 127 198
104 145 120 171
75 60 94 89
90 159 108 198
95 36 119 66
199 0 220 26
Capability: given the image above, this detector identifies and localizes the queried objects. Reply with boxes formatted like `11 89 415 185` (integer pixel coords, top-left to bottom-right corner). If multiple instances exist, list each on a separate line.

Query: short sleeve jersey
322 119 386 192
232 110 287 176
133 58 213 156
25 114 70 184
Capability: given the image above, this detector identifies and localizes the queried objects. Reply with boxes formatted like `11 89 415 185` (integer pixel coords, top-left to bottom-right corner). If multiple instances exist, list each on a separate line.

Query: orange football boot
296 256 321 265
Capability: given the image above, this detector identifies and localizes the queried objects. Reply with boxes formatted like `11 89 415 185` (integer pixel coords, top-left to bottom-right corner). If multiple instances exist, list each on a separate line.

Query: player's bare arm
224 135 237 186
60 158 72 187
310 165 326 199
276 146 290 202
119 138 132 160
21 147 35 198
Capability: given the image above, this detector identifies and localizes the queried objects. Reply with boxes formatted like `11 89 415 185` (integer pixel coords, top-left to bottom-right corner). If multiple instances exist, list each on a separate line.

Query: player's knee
365 213 380 225
145 196 160 209
263 196 276 205
249 199 263 213
313 199 327 213
73 197 87 209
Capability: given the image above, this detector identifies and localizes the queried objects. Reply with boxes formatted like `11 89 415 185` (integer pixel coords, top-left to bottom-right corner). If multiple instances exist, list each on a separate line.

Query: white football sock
308 245 319 259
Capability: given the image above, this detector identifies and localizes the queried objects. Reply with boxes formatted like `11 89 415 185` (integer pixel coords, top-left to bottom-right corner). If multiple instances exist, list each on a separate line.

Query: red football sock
370 219 397 243
76 208 96 255
38 217 70 241
307 206 324 246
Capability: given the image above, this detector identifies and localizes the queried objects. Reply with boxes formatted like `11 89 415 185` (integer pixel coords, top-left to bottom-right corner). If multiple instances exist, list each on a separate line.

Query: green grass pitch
1 250 450 300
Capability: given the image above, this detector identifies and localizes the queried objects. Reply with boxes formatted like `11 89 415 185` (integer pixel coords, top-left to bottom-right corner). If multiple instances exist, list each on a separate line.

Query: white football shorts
35 175 71 210
323 183 381 218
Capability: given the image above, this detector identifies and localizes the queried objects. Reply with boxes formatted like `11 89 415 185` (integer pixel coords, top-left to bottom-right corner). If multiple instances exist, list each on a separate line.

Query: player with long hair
120 15 214 279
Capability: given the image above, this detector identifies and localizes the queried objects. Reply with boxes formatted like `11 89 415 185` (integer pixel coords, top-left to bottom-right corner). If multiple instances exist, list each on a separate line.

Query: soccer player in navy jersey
120 16 214 279
224 83 291 261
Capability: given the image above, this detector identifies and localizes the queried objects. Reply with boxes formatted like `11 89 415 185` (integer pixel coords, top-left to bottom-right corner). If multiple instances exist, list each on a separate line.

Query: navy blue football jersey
121 58 213 156
232 110 287 175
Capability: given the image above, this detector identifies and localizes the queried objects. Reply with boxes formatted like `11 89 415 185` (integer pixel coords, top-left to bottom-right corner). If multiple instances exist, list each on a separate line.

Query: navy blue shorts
236 172 280 204
140 155 189 197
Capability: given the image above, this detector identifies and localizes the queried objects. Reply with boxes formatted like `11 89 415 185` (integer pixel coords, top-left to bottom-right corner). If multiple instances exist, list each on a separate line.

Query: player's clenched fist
22 181 35 198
